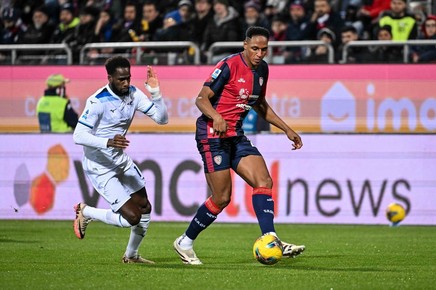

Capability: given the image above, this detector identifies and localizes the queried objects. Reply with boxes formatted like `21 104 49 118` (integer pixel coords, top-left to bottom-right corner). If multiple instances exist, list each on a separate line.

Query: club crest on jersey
259 77 264 86
211 68 222 79
214 155 222 165
238 88 250 100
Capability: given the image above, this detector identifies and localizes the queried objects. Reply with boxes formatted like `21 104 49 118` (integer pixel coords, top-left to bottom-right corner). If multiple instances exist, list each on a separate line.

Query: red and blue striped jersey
195 53 269 139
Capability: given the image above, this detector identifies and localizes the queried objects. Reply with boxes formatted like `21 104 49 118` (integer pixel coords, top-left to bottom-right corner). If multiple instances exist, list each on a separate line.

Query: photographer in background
36 74 78 133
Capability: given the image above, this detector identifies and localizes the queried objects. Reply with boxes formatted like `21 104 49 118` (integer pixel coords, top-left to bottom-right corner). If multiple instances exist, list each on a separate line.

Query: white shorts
85 163 145 212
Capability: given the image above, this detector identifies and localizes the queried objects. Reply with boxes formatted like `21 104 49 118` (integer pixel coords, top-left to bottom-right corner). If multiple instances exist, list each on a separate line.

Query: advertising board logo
321 82 356 132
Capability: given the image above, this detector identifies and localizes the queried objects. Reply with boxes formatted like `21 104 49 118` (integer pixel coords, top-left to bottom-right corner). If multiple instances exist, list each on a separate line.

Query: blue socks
252 188 275 234
185 197 221 240
185 188 276 240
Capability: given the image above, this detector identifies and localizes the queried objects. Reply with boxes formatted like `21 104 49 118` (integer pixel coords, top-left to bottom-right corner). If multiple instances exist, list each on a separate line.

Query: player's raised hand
145 65 159 89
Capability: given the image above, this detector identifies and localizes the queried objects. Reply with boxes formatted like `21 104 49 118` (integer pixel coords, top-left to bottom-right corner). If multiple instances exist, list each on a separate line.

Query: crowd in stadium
0 0 435 64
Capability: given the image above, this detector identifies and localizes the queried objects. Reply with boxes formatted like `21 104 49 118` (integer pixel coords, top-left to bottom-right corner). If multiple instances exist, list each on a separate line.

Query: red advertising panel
0 65 435 133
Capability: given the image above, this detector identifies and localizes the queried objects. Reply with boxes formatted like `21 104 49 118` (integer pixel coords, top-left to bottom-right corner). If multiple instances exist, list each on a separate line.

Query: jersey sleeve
73 97 108 149
260 62 269 99
204 62 231 95
136 87 168 125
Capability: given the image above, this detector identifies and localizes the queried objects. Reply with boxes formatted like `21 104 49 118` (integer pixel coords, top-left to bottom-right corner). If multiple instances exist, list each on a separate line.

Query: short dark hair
245 26 270 40
341 25 357 34
377 25 392 35
105 56 131 75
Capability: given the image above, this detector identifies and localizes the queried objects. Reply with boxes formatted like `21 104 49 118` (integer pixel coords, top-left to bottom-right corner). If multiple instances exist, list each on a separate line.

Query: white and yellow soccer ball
253 234 283 265
386 203 406 225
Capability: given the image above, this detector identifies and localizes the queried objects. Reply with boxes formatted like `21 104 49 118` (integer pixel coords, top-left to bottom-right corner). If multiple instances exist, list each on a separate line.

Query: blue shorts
196 135 262 173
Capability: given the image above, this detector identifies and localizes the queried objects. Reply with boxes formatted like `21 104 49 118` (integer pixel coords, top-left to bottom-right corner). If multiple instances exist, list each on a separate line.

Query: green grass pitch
0 220 435 290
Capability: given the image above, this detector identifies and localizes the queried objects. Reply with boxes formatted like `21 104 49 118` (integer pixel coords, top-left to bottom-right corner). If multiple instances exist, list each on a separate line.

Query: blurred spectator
240 0 270 37
202 0 241 63
17 5 55 64
89 8 117 63
357 0 390 39
337 25 371 63
70 6 100 63
19 6 55 45
192 0 214 47
176 0 195 41
140 1 164 41
368 25 403 63
153 9 193 64
284 0 309 63
269 14 288 63
302 0 344 47
94 9 116 42
411 16 436 63
303 27 335 63
264 0 288 23
50 3 80 45
112 2 142 43
1 7 27 44
178 0 195 24
409 1 426 28
36 74 78 133
8 0 45 26
343 4 364 37
378 0 417 41
154 9 191 41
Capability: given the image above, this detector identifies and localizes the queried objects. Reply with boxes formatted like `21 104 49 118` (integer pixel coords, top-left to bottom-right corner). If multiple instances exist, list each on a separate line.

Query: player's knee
123 212 141 226
259 177 273 189
142 202 152 214
215 196 231 209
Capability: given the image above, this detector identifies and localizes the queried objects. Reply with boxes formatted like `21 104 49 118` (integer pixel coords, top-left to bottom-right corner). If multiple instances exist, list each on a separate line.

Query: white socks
177 233 194 250
125 214 151 258
83 206 132 227
82 206 151 258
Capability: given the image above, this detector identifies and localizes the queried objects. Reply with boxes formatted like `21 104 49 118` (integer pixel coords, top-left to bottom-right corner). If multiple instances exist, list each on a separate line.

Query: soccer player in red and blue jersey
174 26 305 265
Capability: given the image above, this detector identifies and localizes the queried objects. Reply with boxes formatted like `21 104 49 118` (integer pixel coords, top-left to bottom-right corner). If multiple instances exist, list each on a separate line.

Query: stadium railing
207 40 335 64
79 41 201 65
341 39 436 63
0 43 72 64
1 40 435 65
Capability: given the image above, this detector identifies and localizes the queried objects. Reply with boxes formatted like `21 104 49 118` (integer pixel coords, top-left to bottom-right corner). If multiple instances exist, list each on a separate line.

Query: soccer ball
386 203 406 225
253 234 283 265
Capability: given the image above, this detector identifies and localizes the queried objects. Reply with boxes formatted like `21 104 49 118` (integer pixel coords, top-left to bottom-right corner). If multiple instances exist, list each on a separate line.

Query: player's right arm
196 86 227 137
197 62 231 137
73 97 107 149
73 97 128 149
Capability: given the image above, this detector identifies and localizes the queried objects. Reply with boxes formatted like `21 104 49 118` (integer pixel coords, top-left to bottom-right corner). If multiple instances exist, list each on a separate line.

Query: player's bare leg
119 189 155 264
74 189 154 264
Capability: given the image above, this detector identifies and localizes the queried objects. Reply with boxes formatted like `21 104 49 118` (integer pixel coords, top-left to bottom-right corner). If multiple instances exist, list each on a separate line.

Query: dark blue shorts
196 135 262 173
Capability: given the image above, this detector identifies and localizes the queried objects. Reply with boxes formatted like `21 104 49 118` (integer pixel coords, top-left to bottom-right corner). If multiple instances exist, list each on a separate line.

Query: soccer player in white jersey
72 56 168 264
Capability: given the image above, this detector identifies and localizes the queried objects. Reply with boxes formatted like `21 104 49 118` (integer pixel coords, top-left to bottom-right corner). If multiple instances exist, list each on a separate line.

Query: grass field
1 221 435 290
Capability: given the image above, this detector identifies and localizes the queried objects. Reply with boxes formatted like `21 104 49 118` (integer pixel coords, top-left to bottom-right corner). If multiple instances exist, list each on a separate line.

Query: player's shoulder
213 53 246 76
90 86 111 101
85 86 112 108
221 53 243 66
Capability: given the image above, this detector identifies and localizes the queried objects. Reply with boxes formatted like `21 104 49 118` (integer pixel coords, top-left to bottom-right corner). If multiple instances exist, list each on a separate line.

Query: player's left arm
139 65 168 125
254 98 303 150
